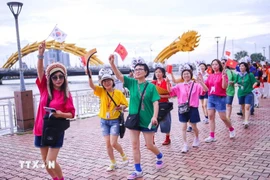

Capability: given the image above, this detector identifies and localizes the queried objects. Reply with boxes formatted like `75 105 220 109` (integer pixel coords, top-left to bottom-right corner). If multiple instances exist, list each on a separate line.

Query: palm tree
250 53 265 62
234 51 248 61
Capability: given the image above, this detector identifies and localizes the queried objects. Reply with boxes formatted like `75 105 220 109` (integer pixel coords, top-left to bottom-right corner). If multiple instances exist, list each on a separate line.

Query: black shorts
34 132 65 148
199 92 208 100
178 107 200 124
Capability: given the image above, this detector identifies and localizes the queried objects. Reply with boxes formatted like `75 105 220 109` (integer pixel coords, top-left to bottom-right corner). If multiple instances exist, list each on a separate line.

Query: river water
0 71 181 98
0 75 97 98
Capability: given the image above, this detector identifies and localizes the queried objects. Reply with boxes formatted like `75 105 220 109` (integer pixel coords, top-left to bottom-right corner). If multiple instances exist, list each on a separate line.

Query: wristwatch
37 55 44 59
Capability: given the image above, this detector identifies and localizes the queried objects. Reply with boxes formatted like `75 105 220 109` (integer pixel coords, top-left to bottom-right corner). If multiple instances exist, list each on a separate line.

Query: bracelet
37 55 44 59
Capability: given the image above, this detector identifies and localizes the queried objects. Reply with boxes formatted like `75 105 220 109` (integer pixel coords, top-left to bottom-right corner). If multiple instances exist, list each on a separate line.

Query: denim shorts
199 92 208 100
34 132 64 148
155 112 171 133
178 107 200 124
226 95 234 105
130 125 156 132
238 92 253 105
207 95 226 112
139 126 156 132
100 119 120 136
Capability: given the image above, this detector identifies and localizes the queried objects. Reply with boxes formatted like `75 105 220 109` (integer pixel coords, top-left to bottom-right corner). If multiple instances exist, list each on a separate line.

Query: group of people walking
34 41 267 180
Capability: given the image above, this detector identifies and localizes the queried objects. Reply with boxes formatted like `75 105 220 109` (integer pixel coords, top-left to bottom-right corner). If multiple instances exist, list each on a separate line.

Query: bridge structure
1 31 200 84
0 40 105 84
0 67 137 82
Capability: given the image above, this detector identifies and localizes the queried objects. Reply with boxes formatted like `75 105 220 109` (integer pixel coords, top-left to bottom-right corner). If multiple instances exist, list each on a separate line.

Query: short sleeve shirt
124 76 160 128
94 86 128 120
235 73 257 97
205 72 228 97
152 79 169 103
34 75 75 136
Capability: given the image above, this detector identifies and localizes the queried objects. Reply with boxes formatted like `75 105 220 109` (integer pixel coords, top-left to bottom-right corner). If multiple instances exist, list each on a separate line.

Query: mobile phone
44 107 56 113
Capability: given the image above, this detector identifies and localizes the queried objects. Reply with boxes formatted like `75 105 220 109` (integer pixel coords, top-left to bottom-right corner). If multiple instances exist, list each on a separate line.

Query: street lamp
215 36 220 59
7 1 26 91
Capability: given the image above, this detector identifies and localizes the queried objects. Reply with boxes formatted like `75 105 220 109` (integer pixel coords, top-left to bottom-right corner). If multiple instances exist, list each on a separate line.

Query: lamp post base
14 90 34 132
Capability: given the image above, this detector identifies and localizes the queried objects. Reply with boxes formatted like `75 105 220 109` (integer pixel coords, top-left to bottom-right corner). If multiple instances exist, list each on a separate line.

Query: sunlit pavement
0 97 269 180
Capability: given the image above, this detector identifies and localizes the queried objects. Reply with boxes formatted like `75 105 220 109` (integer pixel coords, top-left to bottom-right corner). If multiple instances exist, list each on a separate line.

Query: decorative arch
2 40 104 68
154 31 200 63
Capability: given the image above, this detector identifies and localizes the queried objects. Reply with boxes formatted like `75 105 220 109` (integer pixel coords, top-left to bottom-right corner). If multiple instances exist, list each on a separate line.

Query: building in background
44 49 70 68
22 62 28 69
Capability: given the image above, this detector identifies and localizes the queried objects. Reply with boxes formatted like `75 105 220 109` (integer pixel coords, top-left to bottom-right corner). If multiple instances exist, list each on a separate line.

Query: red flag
81 56 86 66
114 43 128 61
166 65 172 73
206 66 212 74
225 51 231 56
226 59 237 69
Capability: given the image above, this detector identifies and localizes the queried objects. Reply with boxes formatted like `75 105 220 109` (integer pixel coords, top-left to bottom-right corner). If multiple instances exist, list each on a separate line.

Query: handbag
41 98 70 146
125 82 149 130
157 102 173 122
178 81 195 114
106 91 126 138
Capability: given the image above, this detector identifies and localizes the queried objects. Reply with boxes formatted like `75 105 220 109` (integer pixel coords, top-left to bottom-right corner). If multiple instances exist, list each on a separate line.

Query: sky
0 0 270 68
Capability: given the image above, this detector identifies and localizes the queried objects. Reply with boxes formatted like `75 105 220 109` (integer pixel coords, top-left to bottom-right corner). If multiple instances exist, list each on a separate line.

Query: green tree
250 53 265 62
234 51 248 61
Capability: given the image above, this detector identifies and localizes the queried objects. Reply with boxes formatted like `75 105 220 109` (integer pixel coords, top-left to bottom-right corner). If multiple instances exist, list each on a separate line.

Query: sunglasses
51 75 65 81
134 68 145 72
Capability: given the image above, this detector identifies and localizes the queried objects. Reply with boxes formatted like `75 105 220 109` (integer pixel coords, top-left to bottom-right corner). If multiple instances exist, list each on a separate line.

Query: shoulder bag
106 91 126 138
125 82 149 130
41 98 70 146
178 81 195 114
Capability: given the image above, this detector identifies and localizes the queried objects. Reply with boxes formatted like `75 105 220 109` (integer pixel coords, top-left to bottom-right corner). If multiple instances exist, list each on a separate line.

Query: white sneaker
122 154 129 165
127 171 143 179
181 144 189 153
203 118 209 124
243 121 249 129
192 138 200 147
204 136 216 143
229 130 236 139
106 163 117 172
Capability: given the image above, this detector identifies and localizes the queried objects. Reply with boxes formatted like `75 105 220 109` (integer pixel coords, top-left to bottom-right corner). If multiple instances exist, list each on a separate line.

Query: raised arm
197 72 209 91
170 72 177 84
37 41 45 82
166 77 172 92
222 69 228 89
109 54 124 82
170 72 182 84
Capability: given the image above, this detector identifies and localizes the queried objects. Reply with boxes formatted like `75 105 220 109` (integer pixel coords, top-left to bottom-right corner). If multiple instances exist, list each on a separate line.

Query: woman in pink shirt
204 59 235 143
167 69 208 153
34 41 75 180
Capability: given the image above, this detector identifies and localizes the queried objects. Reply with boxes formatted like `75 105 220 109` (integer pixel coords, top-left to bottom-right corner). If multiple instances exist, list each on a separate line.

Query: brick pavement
0 98 270 180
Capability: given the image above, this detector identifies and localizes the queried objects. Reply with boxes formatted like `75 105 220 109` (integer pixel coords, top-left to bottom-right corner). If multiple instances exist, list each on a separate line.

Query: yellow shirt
94 86 128 120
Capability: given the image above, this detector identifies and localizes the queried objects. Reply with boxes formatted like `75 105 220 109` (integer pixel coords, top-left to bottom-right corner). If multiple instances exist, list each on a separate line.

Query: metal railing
0 89 100 135
0 99 16 135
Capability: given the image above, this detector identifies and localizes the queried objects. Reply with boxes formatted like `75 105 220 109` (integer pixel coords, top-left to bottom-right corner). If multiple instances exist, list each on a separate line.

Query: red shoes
162 138 171 145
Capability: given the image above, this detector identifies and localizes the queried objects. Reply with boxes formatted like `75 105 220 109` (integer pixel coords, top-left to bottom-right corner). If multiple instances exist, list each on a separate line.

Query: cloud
0 0 270 67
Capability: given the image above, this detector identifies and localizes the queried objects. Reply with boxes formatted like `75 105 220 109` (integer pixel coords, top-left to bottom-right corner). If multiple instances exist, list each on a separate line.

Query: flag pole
45 24 58 41
222 36 227 58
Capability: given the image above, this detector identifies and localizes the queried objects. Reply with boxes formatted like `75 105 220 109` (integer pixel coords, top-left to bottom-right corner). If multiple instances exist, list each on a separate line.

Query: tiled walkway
0 98 270 180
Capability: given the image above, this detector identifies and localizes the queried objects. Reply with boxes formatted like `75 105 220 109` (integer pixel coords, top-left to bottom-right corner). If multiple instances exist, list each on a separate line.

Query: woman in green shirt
235 62 258 128
109 55 163 179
